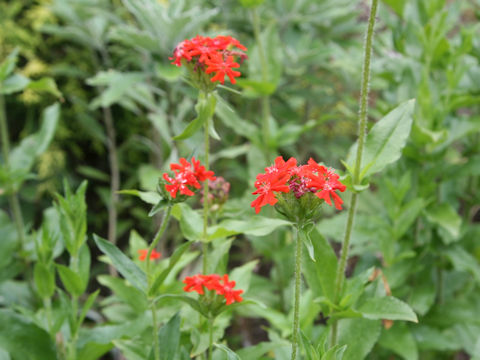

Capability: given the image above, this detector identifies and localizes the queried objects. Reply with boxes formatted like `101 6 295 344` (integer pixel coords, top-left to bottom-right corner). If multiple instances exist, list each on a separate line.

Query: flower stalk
330 0 378 347
203 91 212 274
291 226 302 360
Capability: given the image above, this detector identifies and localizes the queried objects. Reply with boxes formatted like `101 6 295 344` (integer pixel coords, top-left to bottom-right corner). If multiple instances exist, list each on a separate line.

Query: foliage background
1 0 480 359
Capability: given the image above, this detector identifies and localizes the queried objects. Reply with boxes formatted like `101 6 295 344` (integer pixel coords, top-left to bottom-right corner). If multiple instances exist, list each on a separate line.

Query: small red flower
251 156 346 213
163 157 215 199
215 274 244 305
182 273 244 305
170 34 247 85
138 249 161 261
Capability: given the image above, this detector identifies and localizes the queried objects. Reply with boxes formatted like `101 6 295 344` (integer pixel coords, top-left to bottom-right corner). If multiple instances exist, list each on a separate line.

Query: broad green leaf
77 313 150 347
56 264 86 297
174 92 216 140
236 341 284 359
445 246 480 284
93 234 147 292
98 275 148 312
357 296 418 322
33 263 55 299
337 318 381 360
214 95 259 142
425 203 462 241
77 343 113 360
346 99 415 180
378 323 418 360
393 198 426 240
26 77 62 98
302 228 338 302
10 102 60 174
158 313 181 360
0 348 10 360
230 260 258 293
149 241 192 296
118 189 162 205
214 344 241 360
155 294 207 318
172 204 202 241
0 309 56 360
0 74 30 94
212 216 292 238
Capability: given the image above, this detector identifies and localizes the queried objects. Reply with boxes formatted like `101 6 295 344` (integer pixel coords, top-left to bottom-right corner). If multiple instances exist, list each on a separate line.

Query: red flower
170 35 247 85
163 157 215 198
205 55 241 85
138 249 161 261
215 274 244 305
251 156 346 213
182 273 244 305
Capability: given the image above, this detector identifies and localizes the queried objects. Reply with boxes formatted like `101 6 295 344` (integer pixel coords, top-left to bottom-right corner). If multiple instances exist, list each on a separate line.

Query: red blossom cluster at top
183 274 243 305
163 157 216 199
251 156 347 214
138 249 161 261
170 35 247 85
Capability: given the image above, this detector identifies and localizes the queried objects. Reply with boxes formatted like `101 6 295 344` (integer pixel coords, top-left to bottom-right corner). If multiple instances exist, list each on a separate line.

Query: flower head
251 156 346 215
183 273 243 305
138 249 161 261
170 35 247 89
163 157 215 199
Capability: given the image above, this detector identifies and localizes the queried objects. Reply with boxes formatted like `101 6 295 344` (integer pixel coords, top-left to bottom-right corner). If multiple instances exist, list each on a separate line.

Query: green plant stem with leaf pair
0 94 26 250
146 205 172 360
330 0 378 347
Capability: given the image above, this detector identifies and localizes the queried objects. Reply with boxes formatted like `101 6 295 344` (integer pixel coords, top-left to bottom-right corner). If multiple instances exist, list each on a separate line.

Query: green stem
146 205 172 277
291 226 302 360
67 296 79 360
330 0 378 347
151 301 160 360
251 7 271 161
0 95 26 249
208 317 214 360
202 92 211 274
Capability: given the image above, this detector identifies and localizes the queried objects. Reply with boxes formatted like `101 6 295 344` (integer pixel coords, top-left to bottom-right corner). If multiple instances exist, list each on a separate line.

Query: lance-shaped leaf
346 99 415 180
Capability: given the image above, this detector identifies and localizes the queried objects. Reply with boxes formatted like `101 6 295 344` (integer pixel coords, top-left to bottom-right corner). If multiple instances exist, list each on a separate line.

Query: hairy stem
330 0 378 347
151 301 160 360
208 317 214 360
291 226 302 360
0 95 26 249
202 92 211 274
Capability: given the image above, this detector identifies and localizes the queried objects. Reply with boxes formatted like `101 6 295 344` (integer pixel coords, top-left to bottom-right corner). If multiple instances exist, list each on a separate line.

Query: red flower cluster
183 274 244 305
251 156 346 214
170 35 247 85
163 157 216 198
138 249 161 261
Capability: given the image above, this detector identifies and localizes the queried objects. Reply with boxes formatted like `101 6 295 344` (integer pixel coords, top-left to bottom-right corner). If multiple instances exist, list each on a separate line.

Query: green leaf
0 347 10 360
155 294 207 318
214 344 241 360
148 241 192 296
346 99 415 180
56 264 86 297
302 228 338 302
26 77 62 98
378 323 418 360
158 313 181 360
173 204 202 241
10 102 60 175
174 92 216 140
445 246 480 284
337 318 381 360
98 275 148 312
33 263 55 299
0 74 30 94
321 344 347 360
0 309 57 360
93 234 147 292
357 296 418 322
393 198 426 240
118 189 162 205
78 290 100 326
212 216 292 238
0 49 19 83
300 331 320 360
425 203 462 241
230 260 258 293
